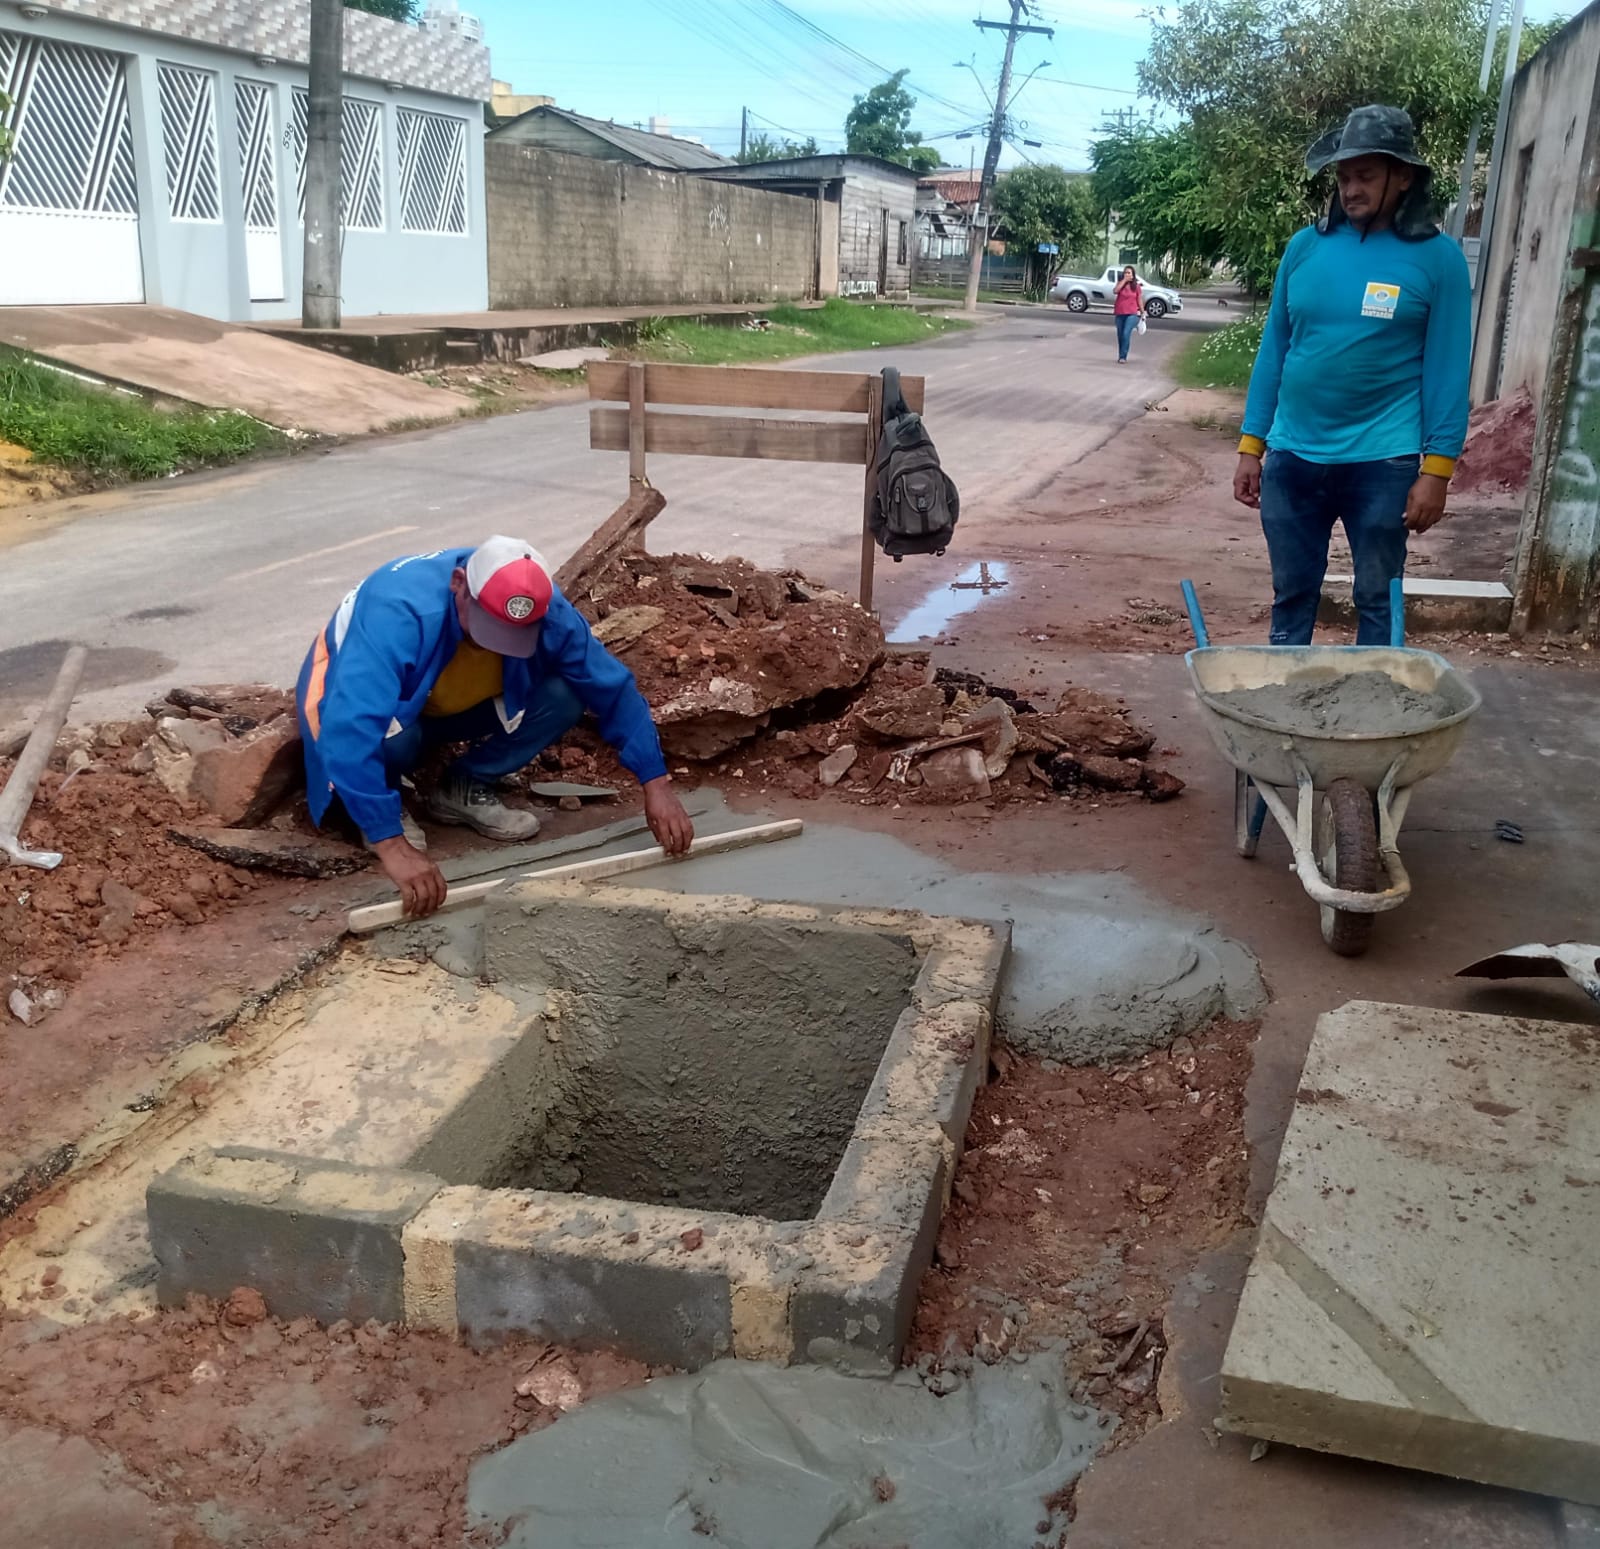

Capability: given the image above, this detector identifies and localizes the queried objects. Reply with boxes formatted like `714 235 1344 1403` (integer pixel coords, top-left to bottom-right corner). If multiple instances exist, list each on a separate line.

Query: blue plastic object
1180 579 1210 648
1389 575 1405 648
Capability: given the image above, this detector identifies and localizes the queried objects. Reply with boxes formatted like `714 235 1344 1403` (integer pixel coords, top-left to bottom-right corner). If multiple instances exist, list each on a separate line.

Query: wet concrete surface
467 1354 1107 1549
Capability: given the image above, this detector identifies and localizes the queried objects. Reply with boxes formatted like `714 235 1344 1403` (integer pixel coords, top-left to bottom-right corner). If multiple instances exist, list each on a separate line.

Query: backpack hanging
869 366 960 561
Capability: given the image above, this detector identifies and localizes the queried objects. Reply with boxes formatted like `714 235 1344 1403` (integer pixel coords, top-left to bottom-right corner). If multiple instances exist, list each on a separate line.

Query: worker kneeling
296 536 694 918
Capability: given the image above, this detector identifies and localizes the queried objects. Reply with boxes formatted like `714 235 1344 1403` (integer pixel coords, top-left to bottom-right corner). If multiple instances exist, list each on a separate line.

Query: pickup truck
1050 267 1184 319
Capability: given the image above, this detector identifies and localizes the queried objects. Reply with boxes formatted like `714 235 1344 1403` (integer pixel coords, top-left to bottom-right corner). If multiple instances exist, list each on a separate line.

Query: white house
0 0 491 320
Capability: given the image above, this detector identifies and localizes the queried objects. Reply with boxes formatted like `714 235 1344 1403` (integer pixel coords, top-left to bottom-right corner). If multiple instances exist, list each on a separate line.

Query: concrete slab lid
519 346 611 369
1219 1000 1600 1504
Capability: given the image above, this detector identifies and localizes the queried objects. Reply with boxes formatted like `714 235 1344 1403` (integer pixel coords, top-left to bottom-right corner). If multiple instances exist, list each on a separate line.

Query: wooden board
345 819 804 935
591 408 869 465
552 484 666 598
586 361 924 415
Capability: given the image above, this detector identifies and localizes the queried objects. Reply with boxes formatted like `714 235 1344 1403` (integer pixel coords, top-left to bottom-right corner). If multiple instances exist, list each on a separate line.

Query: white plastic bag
1136 315 1148 335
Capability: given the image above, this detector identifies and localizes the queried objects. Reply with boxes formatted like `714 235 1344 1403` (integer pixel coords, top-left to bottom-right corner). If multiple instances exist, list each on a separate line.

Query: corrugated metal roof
491 106 733 170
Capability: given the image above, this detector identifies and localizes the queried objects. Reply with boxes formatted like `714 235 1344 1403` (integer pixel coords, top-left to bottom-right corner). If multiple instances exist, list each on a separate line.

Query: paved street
0 307 1221 719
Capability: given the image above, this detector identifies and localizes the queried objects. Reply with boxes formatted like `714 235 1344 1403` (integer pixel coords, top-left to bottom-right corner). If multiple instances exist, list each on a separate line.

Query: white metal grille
158 61 221 222
0 28 137 214
397 106 467 235
290 88 384 232
234 78 277 231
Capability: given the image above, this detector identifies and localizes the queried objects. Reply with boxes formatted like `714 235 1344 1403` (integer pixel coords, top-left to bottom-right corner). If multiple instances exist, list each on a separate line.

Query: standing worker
1233 105 1470 644
1113 265 1143 364
296 536 694 918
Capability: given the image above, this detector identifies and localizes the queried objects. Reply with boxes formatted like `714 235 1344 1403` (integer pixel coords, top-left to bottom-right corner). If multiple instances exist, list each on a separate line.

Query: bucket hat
1307 104 1430 174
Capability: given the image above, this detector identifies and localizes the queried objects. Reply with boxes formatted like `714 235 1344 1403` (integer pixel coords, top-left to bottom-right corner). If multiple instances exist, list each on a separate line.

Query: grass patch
628 298 967 366
1169 313 1265 390
0 347 285 479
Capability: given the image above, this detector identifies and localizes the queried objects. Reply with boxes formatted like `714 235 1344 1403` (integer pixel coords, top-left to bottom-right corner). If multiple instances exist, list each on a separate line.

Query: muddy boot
424 771 541 842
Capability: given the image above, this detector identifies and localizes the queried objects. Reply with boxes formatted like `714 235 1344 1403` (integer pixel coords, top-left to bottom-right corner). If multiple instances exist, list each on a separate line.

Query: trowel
1456 943 1600 1004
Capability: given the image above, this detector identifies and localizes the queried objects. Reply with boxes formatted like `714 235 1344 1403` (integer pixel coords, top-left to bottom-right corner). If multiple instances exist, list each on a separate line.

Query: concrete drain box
148 883 1008 1370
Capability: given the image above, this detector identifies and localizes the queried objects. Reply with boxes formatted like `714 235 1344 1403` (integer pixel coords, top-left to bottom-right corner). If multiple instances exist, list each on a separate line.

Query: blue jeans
1115 312 1138 360
1259 451 1416 646
380 675 583 786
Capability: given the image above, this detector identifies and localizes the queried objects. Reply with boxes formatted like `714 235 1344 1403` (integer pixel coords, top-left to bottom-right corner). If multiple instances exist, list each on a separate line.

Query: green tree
992 165 1102 290
1114 0 1564 291
737 131 821 164
0 90 12 164
345 0 420 20
845 70 941 172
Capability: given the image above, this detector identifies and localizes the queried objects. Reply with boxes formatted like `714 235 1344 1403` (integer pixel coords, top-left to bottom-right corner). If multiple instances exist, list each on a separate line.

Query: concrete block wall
487 143 818 310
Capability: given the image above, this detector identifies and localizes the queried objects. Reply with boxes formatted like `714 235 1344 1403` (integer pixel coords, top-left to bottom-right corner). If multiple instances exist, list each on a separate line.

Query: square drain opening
414 890 921 1219
149 883 1009 1370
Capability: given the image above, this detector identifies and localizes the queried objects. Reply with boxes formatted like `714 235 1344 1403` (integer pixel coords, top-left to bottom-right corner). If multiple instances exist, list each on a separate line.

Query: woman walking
1113 265 1143 363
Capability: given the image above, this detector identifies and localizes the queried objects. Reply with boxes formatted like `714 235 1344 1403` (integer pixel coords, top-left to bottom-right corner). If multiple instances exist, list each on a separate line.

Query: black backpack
869 366 959 561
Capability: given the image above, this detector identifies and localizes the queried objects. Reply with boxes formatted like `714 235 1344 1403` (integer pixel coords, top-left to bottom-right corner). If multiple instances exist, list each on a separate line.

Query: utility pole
962 0 1052 315
1099 106 1138 267
302 0 344 330
740 105 748 160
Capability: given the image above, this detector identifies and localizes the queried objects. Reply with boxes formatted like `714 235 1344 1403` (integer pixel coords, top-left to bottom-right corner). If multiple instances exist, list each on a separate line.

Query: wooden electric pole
302 0 344 330
962 0 1052 315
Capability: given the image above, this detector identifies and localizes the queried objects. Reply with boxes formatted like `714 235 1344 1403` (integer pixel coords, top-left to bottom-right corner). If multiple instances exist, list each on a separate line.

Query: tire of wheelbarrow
1319 778 1378 958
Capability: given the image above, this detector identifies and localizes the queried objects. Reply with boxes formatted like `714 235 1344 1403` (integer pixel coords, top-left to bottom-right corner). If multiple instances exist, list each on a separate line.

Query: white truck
1050 267 1184 319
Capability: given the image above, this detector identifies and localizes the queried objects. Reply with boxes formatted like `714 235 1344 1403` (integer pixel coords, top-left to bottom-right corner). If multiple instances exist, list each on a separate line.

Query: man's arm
317 605 449 911
540 596 694 855
1406 240 1474 533
1234 233 1302 507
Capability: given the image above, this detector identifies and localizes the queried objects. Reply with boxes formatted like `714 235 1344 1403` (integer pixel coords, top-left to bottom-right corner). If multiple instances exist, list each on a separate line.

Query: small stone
1141 767 1186 802
222 1286 268 1327
558 795 583 812
40 1266 61 1287
166 892 204 926
817 744 859 787
7 988 33 1025
679 1227 704 1252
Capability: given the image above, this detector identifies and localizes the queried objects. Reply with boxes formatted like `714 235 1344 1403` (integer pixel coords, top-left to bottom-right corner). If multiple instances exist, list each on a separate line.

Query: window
897 219 908 266
157 62 221 222
396 106 468 235
291 89 385 232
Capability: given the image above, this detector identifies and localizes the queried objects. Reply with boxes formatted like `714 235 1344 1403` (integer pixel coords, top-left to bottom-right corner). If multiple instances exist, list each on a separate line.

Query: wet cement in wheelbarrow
1212 674 1457 737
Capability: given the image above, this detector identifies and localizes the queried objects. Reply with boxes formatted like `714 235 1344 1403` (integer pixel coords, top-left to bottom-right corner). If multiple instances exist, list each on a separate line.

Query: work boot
424 771 541 842
365 809 428 853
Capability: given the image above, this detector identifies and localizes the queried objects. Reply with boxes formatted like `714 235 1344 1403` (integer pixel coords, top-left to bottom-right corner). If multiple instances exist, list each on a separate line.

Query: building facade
1471 0 1600 411
701 155 919 299
489 104 731 172
0 0 491 320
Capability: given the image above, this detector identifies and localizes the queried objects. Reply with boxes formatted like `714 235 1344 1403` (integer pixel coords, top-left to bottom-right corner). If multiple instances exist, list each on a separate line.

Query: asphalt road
0 306 1224 719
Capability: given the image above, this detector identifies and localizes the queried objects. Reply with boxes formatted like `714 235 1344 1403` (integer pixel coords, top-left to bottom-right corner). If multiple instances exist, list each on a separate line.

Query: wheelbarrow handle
1389 575 1405 648
1180 579 1210 648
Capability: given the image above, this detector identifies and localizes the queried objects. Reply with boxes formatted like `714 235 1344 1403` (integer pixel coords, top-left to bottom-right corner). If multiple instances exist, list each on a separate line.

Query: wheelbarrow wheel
1234 771 1267 858
1317 778 1378 957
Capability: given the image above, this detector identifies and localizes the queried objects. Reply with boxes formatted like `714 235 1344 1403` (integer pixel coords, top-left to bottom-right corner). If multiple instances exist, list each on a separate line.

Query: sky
468 0 1150 172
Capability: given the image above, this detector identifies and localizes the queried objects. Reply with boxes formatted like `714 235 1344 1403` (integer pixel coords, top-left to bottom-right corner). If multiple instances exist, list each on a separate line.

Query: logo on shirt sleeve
1361 281 1402 319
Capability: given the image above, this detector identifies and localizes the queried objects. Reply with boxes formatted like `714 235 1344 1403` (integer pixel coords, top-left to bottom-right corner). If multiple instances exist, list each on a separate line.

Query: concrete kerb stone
153 886 1006 1371
147 1146 443 1325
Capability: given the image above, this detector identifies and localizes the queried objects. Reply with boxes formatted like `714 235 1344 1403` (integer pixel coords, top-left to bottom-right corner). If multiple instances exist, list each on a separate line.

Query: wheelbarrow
1180 578 1481 956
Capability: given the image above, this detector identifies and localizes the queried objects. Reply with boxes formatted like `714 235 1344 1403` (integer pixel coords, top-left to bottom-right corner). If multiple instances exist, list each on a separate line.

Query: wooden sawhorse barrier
584 360 925 614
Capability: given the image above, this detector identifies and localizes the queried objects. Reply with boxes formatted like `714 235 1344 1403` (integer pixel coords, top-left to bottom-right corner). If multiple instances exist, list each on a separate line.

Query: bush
1169 313 1265 391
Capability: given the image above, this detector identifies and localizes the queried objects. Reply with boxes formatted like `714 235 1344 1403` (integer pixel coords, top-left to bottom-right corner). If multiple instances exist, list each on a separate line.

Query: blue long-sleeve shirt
1240 223 1471 476
295 547 667 842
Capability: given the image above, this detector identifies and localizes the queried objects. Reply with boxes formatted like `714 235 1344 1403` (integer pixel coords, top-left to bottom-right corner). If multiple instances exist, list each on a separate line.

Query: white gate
234 79 283 300
0 28 143 305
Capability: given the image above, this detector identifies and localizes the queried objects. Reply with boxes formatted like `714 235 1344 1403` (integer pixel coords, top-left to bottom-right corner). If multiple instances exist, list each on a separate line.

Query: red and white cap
463 536 553 658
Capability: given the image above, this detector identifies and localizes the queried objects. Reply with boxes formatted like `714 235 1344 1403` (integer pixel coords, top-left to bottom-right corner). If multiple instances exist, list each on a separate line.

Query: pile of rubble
565 549 1182 806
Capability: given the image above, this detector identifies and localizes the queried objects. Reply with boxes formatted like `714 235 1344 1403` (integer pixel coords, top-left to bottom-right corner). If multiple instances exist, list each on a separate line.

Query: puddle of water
888 560 1010 643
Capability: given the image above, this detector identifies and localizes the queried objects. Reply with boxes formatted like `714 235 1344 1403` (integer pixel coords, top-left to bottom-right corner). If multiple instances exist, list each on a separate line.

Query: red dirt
0 1298 649 1548
908 1021 1256 1438
1453 390 1536 498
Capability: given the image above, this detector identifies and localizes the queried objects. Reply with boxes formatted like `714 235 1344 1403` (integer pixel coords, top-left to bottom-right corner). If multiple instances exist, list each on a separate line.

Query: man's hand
1404 473 1449 533
1233 453 1262 509
642 776 695 857
371 835 448 918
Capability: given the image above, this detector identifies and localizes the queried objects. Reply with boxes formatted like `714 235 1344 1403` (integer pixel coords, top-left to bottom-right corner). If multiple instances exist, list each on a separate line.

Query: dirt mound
1453 390 1535 497
578 551 885 759
0 1299 648 1548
